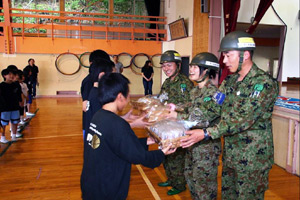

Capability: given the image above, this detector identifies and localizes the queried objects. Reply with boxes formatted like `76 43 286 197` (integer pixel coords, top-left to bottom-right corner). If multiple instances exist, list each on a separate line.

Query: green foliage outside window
4 0 149 34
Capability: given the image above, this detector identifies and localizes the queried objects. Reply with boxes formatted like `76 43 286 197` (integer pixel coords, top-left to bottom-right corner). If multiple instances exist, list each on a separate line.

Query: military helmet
219 31 256 52
190 52 219 71
160 50 182 64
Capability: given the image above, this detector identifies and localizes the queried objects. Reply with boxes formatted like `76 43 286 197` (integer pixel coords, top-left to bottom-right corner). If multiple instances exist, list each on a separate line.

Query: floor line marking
136 165 161 200
0 142 12 157
22 134 82 140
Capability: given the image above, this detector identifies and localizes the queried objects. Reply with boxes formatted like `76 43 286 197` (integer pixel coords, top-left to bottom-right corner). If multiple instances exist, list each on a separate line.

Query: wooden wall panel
192 0 210 57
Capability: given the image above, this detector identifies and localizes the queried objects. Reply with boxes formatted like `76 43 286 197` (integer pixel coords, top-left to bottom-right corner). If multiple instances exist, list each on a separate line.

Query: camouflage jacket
207 63 279 171
178 80 222 128
159 73 194 104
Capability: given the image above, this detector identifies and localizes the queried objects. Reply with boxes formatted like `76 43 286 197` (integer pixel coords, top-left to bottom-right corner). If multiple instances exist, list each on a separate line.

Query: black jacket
81 109 164 200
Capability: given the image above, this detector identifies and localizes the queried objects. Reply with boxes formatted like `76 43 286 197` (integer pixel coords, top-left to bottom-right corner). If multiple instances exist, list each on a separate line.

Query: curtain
246 0 274 34
219 0 241 84
219 0 274 84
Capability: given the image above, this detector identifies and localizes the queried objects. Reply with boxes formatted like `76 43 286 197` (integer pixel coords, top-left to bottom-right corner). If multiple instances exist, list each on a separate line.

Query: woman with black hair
141 60 154 95
166 52 222 199
24 58 39 98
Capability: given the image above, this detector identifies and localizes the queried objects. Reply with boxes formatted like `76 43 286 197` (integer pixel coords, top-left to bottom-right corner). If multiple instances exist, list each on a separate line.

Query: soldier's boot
167 187 186 195
158 181 171 187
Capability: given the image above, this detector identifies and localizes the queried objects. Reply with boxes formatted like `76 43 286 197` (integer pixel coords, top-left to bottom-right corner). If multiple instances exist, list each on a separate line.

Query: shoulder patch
213 91 226 105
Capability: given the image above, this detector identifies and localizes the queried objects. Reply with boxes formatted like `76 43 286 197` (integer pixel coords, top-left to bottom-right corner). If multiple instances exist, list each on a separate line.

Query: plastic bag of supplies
130 95 161 111
146 119 197 148
131 96 187 122
130 96 169 122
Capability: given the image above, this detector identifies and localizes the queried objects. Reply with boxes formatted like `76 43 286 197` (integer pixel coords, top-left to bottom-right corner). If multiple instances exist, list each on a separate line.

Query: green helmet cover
219 31 256 52
160 50 182 64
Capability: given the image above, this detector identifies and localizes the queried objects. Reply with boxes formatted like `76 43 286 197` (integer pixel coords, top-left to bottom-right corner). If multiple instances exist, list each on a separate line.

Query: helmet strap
170 63 180 79
237 51 244 72
196 70 209 83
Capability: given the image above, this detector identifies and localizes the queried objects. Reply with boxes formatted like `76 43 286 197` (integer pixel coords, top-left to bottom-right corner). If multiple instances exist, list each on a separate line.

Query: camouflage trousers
184 139 221 200
221 165 271 200
163 147 186 190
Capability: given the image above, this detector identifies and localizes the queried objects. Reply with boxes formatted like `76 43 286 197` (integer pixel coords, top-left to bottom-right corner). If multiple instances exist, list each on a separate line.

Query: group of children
80 49 175 199
0 64 36 144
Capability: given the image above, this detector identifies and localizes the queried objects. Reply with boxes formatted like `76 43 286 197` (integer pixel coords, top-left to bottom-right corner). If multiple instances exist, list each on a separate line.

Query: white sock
11 134 16 139
1 136 6 140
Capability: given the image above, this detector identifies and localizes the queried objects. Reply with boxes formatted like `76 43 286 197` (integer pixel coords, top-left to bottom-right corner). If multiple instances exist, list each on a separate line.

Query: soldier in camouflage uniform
186 31 279 200
168 52 222 200
157 50 194 196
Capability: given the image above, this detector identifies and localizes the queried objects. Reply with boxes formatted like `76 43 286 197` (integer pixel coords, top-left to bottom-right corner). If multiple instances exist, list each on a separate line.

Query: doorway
180 56 190 77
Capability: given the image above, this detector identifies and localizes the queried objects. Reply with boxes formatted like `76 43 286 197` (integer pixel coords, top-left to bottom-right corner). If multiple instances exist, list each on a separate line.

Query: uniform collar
230 63 259 83
196 79 213 93
241 63 260 82
167 73 183 82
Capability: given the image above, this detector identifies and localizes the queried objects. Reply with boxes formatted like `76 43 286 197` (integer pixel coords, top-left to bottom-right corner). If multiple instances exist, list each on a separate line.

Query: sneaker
0 137 9 144
16 132 23 138
19 120 26 125
26 112 35 117
11 136 17 142
11 132 23 138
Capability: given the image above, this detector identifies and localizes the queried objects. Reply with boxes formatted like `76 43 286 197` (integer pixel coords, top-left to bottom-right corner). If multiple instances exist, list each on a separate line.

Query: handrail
9 8 167 20
9 13 166 25
0 8 167 42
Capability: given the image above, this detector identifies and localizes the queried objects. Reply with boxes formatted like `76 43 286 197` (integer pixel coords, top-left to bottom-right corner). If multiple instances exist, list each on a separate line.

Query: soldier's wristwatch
203 129 211 140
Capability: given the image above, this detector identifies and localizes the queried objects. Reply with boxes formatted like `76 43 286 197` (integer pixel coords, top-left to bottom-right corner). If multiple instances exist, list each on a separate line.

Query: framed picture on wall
168 18 188 40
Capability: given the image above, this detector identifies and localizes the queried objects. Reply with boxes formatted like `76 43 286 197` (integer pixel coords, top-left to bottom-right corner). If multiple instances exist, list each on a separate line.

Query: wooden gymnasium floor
0 96 299 200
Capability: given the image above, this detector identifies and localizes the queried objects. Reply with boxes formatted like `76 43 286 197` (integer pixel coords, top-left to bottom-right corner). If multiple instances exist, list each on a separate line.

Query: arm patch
213 91 226 105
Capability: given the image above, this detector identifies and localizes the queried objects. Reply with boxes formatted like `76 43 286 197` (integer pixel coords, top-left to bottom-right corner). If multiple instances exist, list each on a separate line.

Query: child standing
84 58 115 135
0 69 22 143
81 73 176 200
16 70 29 125
81 49 112 139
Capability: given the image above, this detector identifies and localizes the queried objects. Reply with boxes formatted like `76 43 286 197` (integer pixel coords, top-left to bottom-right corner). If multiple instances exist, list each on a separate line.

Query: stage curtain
246 0 274 34
219 0 241 84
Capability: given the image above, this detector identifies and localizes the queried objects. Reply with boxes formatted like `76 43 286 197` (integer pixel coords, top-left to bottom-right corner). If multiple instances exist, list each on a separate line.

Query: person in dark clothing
81 73 176 200
0 68 22 143
84 58 151 141
23 67 34 117
84 58 114 134
141 60 154 95
24 58 39 98
80 49 112 138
